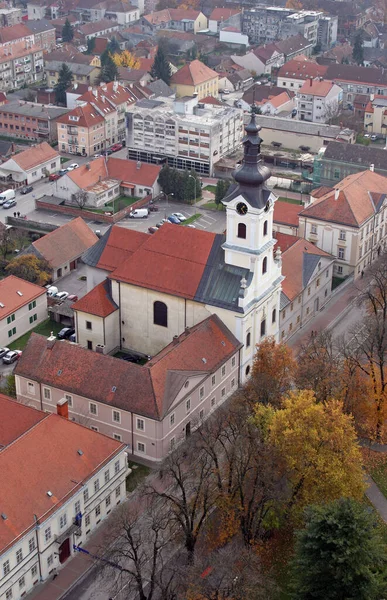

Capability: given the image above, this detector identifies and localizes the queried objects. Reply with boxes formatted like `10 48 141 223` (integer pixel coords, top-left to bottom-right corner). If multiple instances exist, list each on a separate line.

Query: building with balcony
24 19 56 52
364 95 387 135
241 7 324 46
0 102 69 143
0 42 44 92
0 394 128 600
296 78 343 123
126 95 243 176
0 7 22 26
0 141 60 188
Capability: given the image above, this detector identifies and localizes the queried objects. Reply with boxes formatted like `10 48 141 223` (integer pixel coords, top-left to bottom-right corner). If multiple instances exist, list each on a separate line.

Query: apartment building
56 103 105 156
296 78 343 123
325 64 387 105
317 15 338 50
276 58 328 90
24 19 56 52
141 8 207 34
72 0 140 23
364 95 387 134
75 18 121 42
0 395 128 600
15 316 241 462
242 7 323 46
0 7 22 26
126 95 243 176
0 24 34 49
0 42 44 92
0 102 69 143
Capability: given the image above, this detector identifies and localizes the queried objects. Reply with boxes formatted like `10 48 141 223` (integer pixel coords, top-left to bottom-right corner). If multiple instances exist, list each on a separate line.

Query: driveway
55 263 89 298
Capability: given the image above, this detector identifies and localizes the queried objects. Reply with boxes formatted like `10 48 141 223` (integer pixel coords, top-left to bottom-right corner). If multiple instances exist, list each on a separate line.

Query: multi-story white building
317 15 338 50
0 394 128 600
126 95 244 176
0 42 43 92
296 78 343 123
242 6 323 46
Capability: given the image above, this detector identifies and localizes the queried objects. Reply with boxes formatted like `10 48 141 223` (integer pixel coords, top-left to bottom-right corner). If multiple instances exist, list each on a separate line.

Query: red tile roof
171 60 218 86
273 200 301 228
11 142 59 172
0 396 124 554
311 186 334 198
32 217 98 269
0 275 46 321
137 57 154 72
84 225 148 272
72 280 117 317
299 170 387 227
209 7 240 20
110 223 216 299
78 81 135 107
144 8 201 24
278 59 328 81
200 95 223 106
56 103 104 128
107 157 161 186
299 78 337 97
0 23 32 44
0 395 45 448
78 18 119 35
66 157 108 189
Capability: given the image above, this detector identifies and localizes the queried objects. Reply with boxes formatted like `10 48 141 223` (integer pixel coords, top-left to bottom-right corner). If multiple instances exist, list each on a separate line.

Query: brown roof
56 103 104 128
200 95 223 106
144 8 201 24
171 60 218 86
15 315 240 421
72 279 117 317
82 225 149 272
0 275 46 321
278 59 328 81
10 142 59 172
0 23 32 44
299 79 338 97
311 186 334 198
273 200 301 228
209 7 240 20
77 81 135 107
0 395 124 554
32 217 98 268
0 394 45 448
107 157 161 186
299 170 387 227
325 63 387 86
253 42 281 63
111 223 216 299
78 18 119 35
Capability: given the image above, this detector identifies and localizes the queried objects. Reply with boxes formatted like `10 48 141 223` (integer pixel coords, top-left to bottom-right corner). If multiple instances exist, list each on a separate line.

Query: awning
121 182 135 189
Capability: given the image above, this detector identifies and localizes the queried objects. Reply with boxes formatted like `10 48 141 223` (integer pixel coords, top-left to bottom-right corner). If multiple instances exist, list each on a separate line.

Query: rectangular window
94 479 100 493
339 230 346 240
28 300 36 310
116 486 121 498
19 576 25 589
105 469 110 484
3 560 10 576
8 328 16 338
199 409 204 420
114 460 120 474
43 388 51 400
91 426 99 432
231 378 235 388
74 500 81 515
7 314 15 324
85 515 91 527
170 437 176 450
211 375 216 386
311 224 317 234
338 248 345 260
199 386 204 399
31 564 38 578
106 495 111 507
137 442 145 453
170 413 175 426
211 397 215 407
47 555 53 567
87 340 93 350
113 410 121 423
89 403 97 415
95 505 101 517
86 321 92 330
136 418 144 431
186 398 191 412
84 488 89 503
16 548 23 564
44 526 51 542
65 394 73 407
29 537 36 553
232 356 236 367
6 589 12 600
113 433 122 441
59 514 67 529
221 365 226 377
221 387 226 397
316 278 320 287
260 319 266 337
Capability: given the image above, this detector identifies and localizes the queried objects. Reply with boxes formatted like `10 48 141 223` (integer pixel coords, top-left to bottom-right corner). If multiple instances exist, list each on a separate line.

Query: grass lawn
9 318 63 351
126 461 151 492
60 157 70 164
277 196 303 205
91 196 140 214
183 213 201 225
204 185 217 194
202 202 224 211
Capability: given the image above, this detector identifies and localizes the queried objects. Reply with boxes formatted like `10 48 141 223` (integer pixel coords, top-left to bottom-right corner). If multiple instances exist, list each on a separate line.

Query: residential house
312 142 387 186
209 8 241 33
75 18 121 43
0 102 69 144
23 217 99 281
299 169 387 279
45 60 101 87
0 42 44 92
56 103 105 156
0 276 47 346
66 82 93 109
231 43 284 75
27 0 62 21
364 95 387 134
15 315 241 461
296 78 343 123
276 232 334 340
224 69 253 92
275 34 313 61
170 60 219 100
325 64 387 105
276 57 327 90
56 157 161 207
0 140 15 163
140 9 207 34
317 43 353 66
0 394 128 599
24 19 56 51
239 85 295 114
273 200 300 236
126 94 243 176
255 113 355 152
72 0 140 24
0 142 60 188
0 6 22 26
353 93 369 119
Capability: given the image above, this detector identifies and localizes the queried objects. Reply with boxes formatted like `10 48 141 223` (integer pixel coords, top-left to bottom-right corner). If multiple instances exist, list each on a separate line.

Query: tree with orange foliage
112 50 140 69
286 0 302 8
246 337 297 407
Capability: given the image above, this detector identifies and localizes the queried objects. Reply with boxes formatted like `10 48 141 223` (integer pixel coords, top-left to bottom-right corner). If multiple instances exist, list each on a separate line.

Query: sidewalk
366 476 387 523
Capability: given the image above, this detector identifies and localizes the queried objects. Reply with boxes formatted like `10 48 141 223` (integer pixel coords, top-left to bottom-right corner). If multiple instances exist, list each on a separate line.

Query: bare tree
71 190 88 209
323 100 341 124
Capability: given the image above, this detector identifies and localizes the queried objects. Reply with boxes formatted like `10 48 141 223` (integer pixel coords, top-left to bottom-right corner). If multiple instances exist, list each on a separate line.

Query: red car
49 173 61 181
67 294 78 302
110 143 123 152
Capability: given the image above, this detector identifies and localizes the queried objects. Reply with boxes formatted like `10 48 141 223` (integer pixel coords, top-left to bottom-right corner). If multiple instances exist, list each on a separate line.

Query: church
74 113 283 381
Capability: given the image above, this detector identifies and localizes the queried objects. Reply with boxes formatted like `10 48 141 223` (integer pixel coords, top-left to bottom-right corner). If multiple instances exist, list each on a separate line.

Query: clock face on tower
236 202 248 216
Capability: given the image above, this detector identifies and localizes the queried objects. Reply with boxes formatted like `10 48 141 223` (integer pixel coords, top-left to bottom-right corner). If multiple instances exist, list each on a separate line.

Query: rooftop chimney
57 398 69 419
92 88 98 98
370 163 375 172
334 188 339 200
47 332 56 349
309 77 313 86
184 326 190 336
113 80 118 92
136 161 141 169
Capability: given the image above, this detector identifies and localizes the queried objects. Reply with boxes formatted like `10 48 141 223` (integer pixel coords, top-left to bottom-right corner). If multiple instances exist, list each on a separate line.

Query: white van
129 208 148 219
46 286 58 297
0 189 15 205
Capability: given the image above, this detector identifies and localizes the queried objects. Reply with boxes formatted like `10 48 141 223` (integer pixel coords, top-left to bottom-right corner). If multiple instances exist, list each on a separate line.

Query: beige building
364 95 387 135
299 169 387 279
45 60 101 87
0 395 128 600
170 60 219 100
15 316 241 462
141 8 207 34
276 232 334 341
0 275 47 347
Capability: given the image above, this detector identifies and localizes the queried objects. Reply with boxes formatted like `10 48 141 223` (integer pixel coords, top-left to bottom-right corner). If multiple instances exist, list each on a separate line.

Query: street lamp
164 191 173 219
188 174 196 211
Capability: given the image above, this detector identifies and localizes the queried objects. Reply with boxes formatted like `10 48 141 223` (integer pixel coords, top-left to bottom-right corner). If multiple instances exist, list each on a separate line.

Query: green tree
54 63 73 105
215 179 230 208
98 53 119 83
86 37 96 54
5 374 16 398
107 36 121 55
150 46 171 84
352 32 364 65
5 254 51 285
291 498 387 600
62 18 74 42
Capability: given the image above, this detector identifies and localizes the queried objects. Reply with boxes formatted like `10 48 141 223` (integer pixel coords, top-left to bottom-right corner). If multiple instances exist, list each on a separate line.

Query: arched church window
237 223 246 239
263 220 268 236
153 301 168 328
262 257 267 274
272 308 277 324
246 332 251 347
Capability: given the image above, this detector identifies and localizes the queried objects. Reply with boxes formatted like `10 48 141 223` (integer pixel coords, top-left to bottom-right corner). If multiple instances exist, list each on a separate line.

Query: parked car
57 327 75 340
20 185 33 195
371 134 378 141
172 212 186 222
120 353 144 364
46 285 58 297
187 224 196 228
59 169 68 176
0 347 10 359
67 163 79 171
364 133 371 138
149 205 159 212
49 173 61 181
56 291 69 300
167 214 180 224
0 189 16 205
3 350 21 364
129 208 148 219
93 153 103 159
156 219 168 227
221 89 230 94
110 143 123 152
69 333 76 342
67 294 78 302
105 149 113 155
3 199 16 209
148 226 158 234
